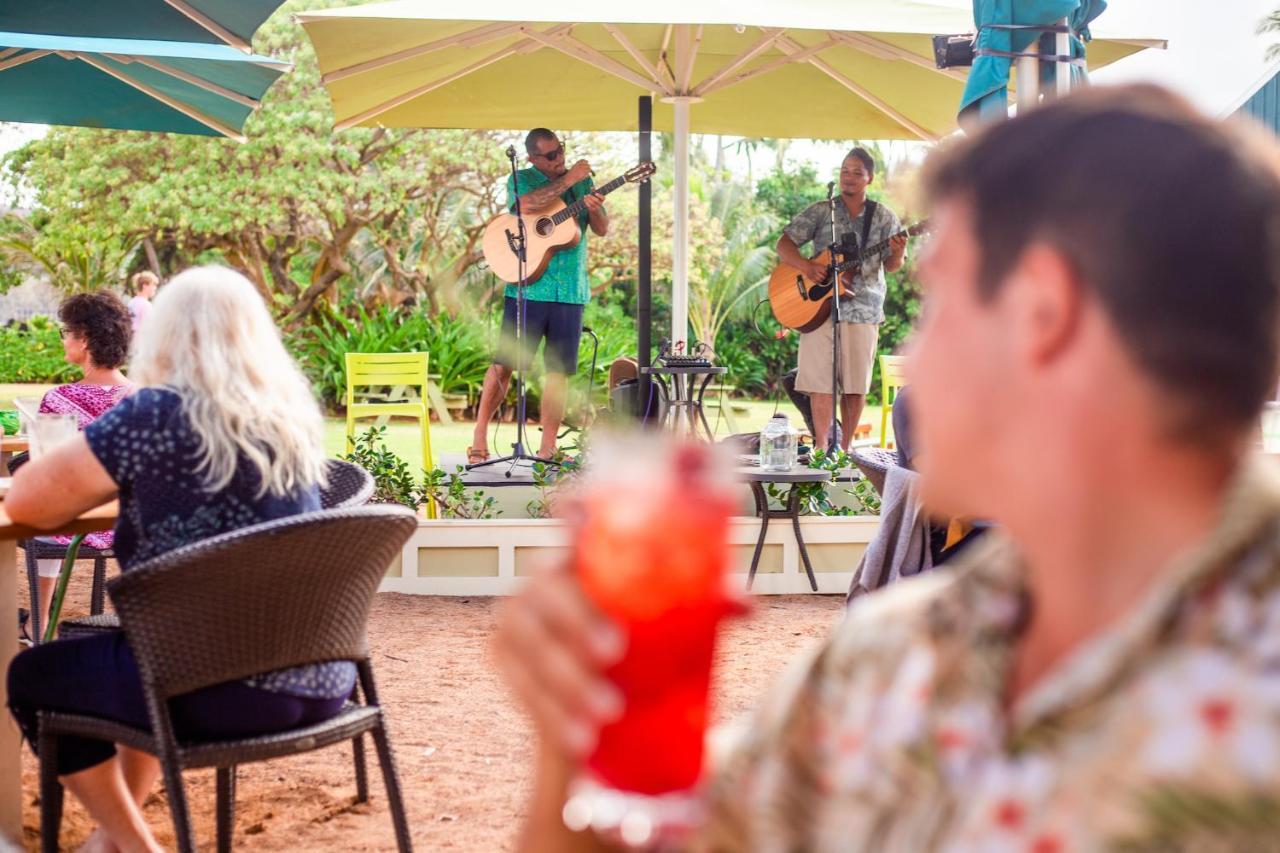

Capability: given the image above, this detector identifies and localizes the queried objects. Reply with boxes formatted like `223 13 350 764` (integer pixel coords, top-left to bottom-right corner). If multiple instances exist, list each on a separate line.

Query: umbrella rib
321 22 524 84
0 50 50 73
107 55 259 108
697 37 837 98
0 48 19 61
828 32 967 82
163 0 251 52
674 25 703 93
691 28 784 97
333 26 573 131
657 25 677 91
775 36 935 140
601 25 668 91
519 27 664 93
72 52 246 141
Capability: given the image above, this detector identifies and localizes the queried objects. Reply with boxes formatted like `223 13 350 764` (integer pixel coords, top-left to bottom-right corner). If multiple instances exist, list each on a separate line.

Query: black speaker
932 34 975 69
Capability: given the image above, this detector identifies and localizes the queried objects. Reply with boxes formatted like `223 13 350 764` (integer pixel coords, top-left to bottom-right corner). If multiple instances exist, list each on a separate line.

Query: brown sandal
466 446 490 465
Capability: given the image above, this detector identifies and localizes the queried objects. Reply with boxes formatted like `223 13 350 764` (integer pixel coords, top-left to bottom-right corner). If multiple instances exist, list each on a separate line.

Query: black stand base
466 440 560 478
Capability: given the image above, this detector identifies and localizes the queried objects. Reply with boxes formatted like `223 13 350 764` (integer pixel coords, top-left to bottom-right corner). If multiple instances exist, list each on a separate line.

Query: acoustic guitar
767 220 930 332
482 161 656 285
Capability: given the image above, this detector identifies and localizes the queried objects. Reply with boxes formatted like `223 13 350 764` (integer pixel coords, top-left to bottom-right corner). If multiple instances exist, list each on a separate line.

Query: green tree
2 0 509 324
689 180 778 350
1261 9 1280 60
755 164 825 243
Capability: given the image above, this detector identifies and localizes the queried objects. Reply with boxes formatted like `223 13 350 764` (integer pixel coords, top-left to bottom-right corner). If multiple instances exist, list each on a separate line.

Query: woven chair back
108 505 416 699
320 459 375 508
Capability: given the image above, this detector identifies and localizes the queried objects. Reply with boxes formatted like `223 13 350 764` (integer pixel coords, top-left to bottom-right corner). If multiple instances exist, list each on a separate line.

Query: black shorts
495 296 585 374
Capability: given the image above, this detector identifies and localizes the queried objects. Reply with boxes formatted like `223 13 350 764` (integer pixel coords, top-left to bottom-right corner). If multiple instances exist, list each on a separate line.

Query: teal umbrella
959 0 1107 123
0 31 288 139
0 1 284 51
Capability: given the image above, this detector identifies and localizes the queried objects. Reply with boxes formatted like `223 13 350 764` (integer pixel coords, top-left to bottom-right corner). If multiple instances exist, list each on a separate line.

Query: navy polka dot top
85 387 355 700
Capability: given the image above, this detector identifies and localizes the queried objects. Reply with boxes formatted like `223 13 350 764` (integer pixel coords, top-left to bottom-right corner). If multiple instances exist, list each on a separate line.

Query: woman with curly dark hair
27 291 132 635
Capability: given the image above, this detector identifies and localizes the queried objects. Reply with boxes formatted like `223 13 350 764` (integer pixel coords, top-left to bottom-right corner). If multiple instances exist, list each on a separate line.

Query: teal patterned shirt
504 167 594 305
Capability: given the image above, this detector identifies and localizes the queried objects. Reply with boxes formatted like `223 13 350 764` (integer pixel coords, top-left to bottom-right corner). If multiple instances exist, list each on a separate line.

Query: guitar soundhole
535 217 555 237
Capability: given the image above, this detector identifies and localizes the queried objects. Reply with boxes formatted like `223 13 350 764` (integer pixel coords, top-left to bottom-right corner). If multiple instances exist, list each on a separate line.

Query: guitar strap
859 199 877 265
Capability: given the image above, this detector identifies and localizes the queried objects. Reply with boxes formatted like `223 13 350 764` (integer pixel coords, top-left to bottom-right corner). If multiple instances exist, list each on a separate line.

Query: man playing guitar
469 128 609 464
775 147 906 450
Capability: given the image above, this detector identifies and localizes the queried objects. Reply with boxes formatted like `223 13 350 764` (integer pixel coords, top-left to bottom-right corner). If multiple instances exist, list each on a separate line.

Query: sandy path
16 567 844 850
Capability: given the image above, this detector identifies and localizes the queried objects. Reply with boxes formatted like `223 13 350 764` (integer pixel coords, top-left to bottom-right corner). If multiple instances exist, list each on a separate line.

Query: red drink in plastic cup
567 439 736 843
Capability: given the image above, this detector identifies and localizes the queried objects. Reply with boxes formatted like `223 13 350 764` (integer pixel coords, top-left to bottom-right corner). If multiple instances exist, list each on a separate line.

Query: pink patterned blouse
38 382 132 550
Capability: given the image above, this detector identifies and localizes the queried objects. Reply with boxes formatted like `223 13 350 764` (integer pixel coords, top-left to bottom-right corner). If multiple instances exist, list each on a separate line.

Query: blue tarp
0 1 283 46
959 0 1106 124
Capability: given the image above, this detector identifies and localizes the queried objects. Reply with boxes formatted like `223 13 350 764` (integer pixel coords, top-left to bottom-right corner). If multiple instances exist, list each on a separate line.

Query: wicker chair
37 505 418 853
319 458 377 509
56 459 376 641
850 446 900 497
22 539 109 644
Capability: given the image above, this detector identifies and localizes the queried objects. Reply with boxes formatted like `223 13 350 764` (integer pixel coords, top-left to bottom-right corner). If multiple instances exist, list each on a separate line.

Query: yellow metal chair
878 354 909 448
345 353 436 517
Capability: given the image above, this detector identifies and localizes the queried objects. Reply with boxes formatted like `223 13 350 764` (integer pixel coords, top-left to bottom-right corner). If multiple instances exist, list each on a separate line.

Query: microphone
827 181 835 198
506 145 517 159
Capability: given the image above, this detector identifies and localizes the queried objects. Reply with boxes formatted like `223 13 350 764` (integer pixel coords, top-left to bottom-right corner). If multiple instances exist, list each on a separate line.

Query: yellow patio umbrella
298 0 1162 346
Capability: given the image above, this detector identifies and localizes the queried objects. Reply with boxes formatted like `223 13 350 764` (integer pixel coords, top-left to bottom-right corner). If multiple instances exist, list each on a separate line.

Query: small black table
738 466 831 592
641 365 727 441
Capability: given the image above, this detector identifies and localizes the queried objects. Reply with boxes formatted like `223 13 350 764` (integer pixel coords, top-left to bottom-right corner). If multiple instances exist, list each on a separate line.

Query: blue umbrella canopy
0 1 284 51
0 32 288 138
960 0 1108 123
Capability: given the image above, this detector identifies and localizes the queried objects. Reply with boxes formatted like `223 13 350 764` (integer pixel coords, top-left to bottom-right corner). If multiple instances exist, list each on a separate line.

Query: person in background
26 292 132 639
6 266 337 853
775 147 906 452
126 271 158 332
468 128 608 464
491 85 1280 850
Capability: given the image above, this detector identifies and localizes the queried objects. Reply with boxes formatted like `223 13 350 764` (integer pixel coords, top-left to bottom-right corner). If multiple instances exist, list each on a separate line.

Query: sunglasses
535 145 564 162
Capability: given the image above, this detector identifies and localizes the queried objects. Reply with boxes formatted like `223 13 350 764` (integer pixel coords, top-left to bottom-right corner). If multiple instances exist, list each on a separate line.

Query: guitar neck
551 174 626 225
838 225 918 269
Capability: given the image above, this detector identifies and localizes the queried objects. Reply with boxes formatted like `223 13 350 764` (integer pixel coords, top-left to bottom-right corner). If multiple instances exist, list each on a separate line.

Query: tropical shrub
0 316 76 384
288 305 492 411
341 426 501 519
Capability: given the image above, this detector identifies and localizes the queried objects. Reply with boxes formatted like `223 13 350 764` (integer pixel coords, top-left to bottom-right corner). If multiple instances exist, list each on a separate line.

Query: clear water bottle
759 414 798 472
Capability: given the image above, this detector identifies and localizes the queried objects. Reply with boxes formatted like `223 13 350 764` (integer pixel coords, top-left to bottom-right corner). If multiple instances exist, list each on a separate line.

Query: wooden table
0 501 116 845
0 437 28 477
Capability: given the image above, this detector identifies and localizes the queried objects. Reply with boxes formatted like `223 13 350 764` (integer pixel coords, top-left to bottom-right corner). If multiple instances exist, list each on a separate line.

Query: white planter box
379 514 880 596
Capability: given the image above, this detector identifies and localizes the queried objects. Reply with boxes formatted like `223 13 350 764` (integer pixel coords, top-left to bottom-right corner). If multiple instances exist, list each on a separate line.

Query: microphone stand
469 145 562 476
824 181 846 455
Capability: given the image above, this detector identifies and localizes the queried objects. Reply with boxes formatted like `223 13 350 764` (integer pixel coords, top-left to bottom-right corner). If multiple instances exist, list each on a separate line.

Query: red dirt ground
16 566 844 851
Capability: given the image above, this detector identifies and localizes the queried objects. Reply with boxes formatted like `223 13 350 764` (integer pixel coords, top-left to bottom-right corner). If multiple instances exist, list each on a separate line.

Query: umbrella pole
1016 44 1039 114
637 95 654 422
671 97 692 355
1056 18 1072 97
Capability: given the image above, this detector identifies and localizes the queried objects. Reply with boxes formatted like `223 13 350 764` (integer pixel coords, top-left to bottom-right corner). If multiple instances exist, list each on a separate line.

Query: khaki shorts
796 321 879 395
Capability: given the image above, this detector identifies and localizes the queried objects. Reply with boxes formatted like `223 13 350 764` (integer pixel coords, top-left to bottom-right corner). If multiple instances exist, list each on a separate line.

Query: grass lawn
3 383 883 474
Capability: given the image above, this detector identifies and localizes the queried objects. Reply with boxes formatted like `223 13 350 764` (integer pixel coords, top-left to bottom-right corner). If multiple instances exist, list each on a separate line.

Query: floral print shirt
38 381 131 551
698 458 1280 852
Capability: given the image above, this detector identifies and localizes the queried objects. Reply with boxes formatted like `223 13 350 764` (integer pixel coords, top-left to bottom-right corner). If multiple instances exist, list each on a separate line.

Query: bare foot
77 826 119 853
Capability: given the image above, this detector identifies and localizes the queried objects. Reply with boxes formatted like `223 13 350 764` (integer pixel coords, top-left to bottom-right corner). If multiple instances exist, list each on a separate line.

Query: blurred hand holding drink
562 436 738 848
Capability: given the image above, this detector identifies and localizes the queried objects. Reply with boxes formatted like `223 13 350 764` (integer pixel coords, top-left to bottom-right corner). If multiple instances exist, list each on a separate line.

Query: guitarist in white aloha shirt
775 147 906 451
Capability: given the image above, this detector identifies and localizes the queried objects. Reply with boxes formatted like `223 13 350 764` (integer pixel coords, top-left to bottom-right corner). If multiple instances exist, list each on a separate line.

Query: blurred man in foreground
494 85 1280 850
